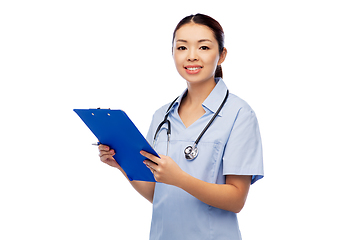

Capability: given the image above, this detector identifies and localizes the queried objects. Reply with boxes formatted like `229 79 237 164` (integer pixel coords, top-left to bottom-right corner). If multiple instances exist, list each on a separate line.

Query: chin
185 77 216 86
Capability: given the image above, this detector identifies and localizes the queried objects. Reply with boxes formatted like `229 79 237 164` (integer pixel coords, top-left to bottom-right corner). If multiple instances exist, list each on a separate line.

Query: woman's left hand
141 151 184 186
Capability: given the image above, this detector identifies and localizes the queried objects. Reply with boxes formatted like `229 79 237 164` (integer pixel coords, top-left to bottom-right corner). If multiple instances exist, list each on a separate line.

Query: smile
186 67 202 71
184 65 203 74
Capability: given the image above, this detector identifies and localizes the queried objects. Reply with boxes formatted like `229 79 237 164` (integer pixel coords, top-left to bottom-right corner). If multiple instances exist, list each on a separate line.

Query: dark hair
172 14 225 78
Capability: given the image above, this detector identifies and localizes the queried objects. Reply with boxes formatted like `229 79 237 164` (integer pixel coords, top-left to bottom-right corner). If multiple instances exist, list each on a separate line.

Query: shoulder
146 101 174 141
151 100 175 122
227 93 255 115
153 102 173 116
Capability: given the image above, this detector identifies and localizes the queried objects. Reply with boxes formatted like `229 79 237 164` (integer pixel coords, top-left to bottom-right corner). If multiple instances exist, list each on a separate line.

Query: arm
141 152 251 213
99 145 155 203
179 174 251 213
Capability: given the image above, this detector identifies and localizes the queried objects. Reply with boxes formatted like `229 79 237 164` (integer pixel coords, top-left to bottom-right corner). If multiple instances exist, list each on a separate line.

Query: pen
92 142 100 146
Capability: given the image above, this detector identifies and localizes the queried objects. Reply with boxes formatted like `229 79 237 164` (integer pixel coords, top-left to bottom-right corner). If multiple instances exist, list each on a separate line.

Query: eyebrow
176 39 212 43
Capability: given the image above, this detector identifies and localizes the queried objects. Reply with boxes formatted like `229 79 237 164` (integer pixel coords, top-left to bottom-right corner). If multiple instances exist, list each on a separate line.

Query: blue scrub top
146 78 264 240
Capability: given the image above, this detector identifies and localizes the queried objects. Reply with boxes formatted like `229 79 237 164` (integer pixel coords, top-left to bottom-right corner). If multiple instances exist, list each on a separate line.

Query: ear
217 47 227 65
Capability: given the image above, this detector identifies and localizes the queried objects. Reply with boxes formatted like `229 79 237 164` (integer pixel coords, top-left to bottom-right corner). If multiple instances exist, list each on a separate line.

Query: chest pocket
156 140 223 184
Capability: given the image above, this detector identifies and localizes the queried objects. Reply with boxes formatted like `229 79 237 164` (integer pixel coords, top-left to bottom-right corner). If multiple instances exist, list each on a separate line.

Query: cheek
173 53 185 69
203 52 220 67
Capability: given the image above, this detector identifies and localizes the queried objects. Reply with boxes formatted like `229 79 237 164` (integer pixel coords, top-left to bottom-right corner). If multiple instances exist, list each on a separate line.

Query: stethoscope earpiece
184 145 198 160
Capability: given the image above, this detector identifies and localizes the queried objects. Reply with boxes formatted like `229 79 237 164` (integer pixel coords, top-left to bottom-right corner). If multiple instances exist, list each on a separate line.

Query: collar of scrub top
154 77 229 157
164 77 229 117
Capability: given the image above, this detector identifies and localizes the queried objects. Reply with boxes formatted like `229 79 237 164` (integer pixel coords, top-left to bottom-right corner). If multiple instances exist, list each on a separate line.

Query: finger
99 149 115 158
145 164 155 174
100 153 115 163
140 151 160 164
98 145 110 151
99 149 114 156
143 159 158 171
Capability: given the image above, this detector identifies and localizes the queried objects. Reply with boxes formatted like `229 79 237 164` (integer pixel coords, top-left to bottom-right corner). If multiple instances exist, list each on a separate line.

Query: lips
184 65 202 74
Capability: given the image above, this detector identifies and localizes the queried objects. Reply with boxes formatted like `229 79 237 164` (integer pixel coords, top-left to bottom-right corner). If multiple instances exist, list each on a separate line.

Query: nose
187 48 198 62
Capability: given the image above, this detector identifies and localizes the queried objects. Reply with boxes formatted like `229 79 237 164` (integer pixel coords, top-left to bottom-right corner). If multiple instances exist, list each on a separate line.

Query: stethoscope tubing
192 90 229 146
153 90 229 159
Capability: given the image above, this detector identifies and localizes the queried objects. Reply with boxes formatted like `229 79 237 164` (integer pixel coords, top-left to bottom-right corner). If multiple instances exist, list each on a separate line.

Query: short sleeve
223 106 264 184
145 104 169 147
146 113 157 147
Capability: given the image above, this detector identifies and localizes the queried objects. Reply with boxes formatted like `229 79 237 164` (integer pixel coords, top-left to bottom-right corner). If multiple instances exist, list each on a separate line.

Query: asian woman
98 13 264 240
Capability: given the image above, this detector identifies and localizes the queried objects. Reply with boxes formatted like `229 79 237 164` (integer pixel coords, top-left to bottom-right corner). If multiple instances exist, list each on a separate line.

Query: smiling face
172 23 226 85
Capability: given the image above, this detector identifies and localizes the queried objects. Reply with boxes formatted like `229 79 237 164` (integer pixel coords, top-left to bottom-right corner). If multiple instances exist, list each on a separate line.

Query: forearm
177 172 249 213
98 145 155 203
117 166 155 203
140 151 251 211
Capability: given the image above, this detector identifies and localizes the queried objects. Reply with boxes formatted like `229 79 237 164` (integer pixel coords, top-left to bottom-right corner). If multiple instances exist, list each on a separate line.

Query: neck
184 77 216 106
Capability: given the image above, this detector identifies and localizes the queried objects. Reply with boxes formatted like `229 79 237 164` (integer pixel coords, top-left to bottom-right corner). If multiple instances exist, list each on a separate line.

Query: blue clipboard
74 109 157 182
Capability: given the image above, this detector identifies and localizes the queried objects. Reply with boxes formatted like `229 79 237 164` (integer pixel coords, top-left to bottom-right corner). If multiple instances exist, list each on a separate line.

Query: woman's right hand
98 144 120 169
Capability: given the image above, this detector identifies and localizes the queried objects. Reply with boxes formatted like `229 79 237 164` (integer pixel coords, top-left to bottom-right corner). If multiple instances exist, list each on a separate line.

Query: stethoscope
153 90 229 160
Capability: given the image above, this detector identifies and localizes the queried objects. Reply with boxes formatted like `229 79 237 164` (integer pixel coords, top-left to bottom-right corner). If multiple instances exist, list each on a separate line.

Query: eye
177 46 187 50
200 46 210 50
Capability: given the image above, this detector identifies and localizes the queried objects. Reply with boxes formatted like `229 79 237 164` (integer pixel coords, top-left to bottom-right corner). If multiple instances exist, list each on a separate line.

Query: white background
1 0 359 239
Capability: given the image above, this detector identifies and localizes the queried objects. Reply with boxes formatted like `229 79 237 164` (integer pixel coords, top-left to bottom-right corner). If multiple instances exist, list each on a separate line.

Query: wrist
176 170 191 189
117 165 128 176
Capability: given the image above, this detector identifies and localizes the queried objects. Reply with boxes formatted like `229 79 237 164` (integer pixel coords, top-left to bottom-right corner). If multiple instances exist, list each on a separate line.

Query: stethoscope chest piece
184 145 198 160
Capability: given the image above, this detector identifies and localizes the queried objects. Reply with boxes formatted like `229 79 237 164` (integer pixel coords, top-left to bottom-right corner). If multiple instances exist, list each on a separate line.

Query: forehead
174 23 216 43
